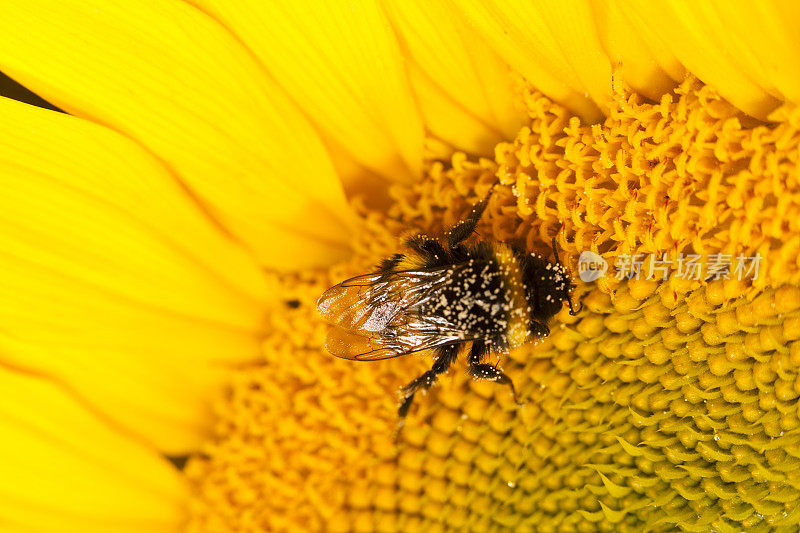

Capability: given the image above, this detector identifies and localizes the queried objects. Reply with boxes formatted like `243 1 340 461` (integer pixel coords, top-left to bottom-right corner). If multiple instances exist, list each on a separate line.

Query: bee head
521 239 581 320
551 238 581 316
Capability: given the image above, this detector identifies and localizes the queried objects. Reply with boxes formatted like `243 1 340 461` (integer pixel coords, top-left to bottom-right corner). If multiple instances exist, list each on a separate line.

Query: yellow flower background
1 1 799 532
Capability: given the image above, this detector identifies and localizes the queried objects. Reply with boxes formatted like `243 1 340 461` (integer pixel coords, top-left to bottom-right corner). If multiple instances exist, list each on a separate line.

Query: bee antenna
553 237 581 315
552 237 562 264
566 292 583 315
484 181 498 199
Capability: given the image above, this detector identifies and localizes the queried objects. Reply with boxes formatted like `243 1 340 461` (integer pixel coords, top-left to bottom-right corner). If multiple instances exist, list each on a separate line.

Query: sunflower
1 1 799 532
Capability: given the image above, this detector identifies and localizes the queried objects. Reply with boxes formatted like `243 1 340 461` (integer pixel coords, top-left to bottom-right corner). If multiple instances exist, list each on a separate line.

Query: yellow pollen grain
186 77 800 532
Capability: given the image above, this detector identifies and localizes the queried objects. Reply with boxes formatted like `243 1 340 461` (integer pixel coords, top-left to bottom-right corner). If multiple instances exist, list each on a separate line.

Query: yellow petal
0 0 355 269
0 366 187 533
0 70 60 111
190 0 424 190
451 0 610 122
381 1 526 154
707 0 800 102
0 96 269 453
592 1 682 101
621 0 784 119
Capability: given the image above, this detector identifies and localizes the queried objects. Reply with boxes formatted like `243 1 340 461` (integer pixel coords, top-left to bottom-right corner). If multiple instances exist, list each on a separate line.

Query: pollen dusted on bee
317 192 579 420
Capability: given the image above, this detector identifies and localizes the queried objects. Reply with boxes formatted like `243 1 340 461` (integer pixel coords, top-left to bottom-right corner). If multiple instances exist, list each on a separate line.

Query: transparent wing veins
317 267 473 360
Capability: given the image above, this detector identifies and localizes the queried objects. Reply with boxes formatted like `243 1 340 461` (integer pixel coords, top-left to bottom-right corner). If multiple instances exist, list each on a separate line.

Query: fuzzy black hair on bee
317 190 580 420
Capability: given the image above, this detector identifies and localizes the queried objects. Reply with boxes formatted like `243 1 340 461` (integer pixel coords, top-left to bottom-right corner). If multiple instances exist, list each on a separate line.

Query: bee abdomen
418 258 506 337
491 244 532 348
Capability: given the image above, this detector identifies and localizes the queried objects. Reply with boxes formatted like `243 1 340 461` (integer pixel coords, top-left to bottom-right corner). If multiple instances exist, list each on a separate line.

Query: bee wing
325 322 467 361
318 266 475 361
324 326 406 361
316 269 451 333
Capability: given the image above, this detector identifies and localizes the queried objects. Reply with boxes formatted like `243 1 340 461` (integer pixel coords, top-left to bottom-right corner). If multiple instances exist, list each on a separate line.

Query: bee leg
406 234 448 267
398 344 459 418
468 342 519 405
397 373 434 419
468 363 519 404
530 320 550 338
445 193 492 249
467 339 488 365
376 253 404 273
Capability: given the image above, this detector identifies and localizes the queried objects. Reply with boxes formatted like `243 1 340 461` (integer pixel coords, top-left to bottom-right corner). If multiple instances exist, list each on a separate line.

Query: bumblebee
317 193 579 418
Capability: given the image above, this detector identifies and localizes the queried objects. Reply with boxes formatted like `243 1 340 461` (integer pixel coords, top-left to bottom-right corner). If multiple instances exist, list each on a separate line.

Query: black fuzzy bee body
317 193 578 418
